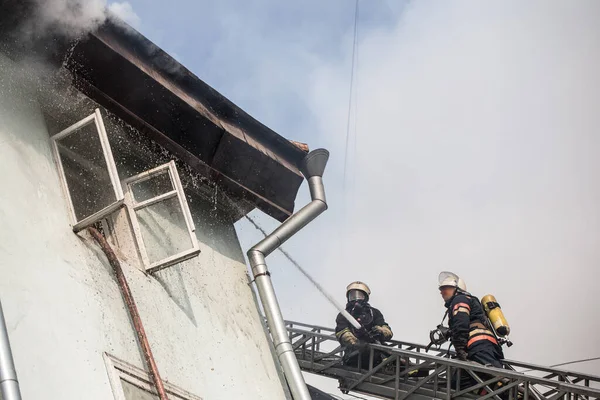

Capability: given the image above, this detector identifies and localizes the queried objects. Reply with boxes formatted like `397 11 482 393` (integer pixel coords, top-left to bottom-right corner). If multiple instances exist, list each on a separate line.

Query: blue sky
109 1 600 396
115 0 403 144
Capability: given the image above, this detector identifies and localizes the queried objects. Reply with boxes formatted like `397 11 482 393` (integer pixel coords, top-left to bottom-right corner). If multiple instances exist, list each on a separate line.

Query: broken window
104 354 201 400
122 161 200 273
51 109 123 231
50 108 200 271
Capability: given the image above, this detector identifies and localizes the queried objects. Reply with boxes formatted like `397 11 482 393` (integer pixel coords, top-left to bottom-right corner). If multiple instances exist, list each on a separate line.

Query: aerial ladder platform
284 320 600 400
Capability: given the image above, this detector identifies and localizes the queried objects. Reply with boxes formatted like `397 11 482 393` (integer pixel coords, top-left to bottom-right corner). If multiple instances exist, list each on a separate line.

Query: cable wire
520 356 600 373
548 356 600 369
350 0 360 216
342 0 360 197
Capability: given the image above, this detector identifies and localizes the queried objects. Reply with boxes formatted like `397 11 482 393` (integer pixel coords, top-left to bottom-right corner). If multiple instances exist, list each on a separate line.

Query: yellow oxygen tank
481 294 510 337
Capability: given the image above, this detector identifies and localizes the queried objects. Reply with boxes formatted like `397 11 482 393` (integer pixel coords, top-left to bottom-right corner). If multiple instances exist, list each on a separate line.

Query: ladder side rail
287 325 600 399
503 359 600 384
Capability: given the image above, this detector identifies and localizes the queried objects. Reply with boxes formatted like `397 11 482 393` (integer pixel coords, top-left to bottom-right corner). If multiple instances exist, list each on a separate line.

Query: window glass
136 196 193 264
51 109 123 231
121 379 159 400
55 120 116 220
130 171 173 203
123 161 199 271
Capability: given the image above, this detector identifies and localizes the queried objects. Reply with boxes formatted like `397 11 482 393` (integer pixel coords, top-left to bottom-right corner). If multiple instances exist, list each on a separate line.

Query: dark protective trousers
454 341 505 390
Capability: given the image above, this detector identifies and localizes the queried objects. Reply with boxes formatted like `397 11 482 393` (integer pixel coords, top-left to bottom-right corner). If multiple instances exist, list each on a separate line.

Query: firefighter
438 272 504 368
335 281 393 369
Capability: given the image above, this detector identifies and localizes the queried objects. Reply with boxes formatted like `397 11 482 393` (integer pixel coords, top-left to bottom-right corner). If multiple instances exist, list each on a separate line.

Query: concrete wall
0 52 287 399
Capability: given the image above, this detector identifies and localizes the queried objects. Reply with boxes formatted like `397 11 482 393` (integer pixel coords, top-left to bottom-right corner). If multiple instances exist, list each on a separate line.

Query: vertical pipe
247 149 330 400
251 253 311 400
0 299 22 400
88 227 169 400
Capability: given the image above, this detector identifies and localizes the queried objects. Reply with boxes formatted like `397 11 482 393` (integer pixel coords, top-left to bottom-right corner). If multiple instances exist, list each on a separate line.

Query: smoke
15 0 138 40
306 0 600 372
218 0 600 379
108 2 140 29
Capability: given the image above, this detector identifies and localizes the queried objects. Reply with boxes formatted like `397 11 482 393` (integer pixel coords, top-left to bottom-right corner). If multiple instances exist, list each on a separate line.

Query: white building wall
0 52 288 399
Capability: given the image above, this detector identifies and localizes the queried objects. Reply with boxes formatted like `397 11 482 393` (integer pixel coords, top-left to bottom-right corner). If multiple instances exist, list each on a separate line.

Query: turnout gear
335 282 392 369
438 273 512 398
446 292 504 368
439 272 504 369
335 302 392 343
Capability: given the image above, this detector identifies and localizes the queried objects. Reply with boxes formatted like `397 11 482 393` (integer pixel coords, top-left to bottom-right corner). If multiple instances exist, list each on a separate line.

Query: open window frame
122 161 200 273
50 108 124 232
103 353 203 400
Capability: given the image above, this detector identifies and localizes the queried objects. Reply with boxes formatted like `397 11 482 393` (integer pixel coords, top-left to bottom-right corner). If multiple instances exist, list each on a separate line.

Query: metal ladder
284 320 600 400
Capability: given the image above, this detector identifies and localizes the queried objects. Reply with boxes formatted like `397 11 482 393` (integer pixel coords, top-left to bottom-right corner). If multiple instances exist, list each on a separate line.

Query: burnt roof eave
63 19 308 222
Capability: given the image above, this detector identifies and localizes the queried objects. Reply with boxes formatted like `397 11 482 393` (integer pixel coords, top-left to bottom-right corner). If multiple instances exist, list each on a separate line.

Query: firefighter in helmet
438 272 504 368
335 281 393 368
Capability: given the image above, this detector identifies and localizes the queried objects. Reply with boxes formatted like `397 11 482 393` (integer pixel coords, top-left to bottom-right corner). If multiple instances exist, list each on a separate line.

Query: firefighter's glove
371 325 393 341
454 348 468 361
340 331 359 347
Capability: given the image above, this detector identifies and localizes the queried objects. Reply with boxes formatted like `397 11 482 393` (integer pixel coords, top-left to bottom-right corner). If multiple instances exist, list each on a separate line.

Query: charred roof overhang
0 1 308 222
67 21 307 222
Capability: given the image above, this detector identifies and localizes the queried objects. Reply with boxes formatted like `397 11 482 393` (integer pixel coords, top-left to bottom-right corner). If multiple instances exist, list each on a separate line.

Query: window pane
136 196 193 264
130 171 173 203
121 379 159 400
56 121 116 221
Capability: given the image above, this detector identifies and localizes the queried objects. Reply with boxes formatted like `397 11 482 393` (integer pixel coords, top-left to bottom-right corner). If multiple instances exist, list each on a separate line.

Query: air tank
481 294 510 337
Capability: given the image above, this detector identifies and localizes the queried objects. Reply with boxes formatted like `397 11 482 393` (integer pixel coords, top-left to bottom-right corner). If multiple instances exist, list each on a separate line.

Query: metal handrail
284 320 600 400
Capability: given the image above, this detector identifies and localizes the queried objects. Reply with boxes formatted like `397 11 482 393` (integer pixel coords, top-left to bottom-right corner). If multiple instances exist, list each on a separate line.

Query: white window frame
122 161 200 273
103 353 203 400
51 108 124 232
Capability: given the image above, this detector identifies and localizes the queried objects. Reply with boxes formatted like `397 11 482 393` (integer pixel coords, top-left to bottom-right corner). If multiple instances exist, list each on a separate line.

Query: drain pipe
0 298 22 400
248 149 330 400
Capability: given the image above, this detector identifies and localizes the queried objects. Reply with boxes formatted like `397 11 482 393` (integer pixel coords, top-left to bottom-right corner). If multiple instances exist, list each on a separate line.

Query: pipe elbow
247 248 264 263
314 198 328 212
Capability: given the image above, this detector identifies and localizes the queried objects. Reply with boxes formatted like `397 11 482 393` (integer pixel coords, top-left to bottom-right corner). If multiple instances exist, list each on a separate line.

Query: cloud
119 0 600 385
302 0 600 372
232 0 600 379
108 2 141 29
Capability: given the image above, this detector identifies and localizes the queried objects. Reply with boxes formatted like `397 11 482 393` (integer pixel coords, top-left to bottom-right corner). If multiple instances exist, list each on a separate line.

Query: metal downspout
247 149 330 400
0 298 22 400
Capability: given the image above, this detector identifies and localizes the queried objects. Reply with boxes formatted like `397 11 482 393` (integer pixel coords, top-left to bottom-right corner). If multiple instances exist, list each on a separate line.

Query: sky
76 0 600 397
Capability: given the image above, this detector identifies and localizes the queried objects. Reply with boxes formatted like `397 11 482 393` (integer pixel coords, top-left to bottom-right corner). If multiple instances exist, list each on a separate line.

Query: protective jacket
446 293 504 367
335 301 392 346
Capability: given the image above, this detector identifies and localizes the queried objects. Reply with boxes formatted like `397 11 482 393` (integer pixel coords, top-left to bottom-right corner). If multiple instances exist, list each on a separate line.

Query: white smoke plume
107 2 140 29
17 0 139 39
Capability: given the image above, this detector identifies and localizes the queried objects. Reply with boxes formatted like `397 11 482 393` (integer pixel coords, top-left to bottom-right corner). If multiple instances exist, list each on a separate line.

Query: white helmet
346 281 371 302
438 271 467 292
